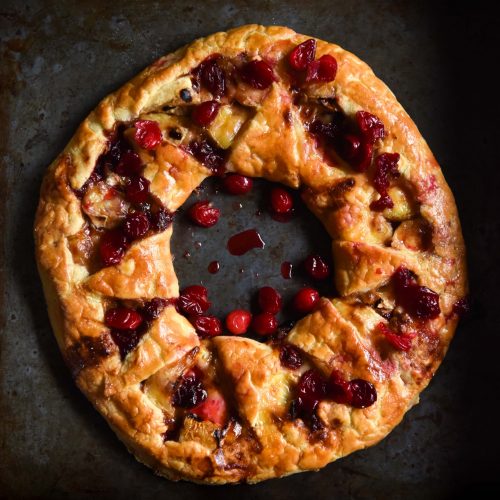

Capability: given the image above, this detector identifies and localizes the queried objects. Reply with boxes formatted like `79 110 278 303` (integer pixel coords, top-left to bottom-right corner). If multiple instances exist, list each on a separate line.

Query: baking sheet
1 1 499 498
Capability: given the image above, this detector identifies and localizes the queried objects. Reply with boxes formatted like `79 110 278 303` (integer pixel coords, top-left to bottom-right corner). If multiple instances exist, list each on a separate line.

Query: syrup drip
208 260 220 274
281 261 293 279
227 229 265 256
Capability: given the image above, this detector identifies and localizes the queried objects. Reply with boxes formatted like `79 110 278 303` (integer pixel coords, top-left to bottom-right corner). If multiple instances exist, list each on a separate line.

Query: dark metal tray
1 1 499 498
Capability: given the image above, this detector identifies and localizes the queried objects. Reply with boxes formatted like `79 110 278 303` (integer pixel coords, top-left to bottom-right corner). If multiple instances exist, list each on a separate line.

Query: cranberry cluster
290 368 377 427
288 39 338 84
392 266 441 320
104 298 170 358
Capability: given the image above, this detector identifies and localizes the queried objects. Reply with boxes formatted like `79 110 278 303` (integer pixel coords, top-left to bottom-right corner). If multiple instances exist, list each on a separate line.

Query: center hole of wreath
171 177 335 330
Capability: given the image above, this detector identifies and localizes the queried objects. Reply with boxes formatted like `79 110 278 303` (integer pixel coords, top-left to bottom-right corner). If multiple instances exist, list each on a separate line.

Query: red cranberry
100 229 129 266
240 60 276 89
304 254 330 280
392 267 441 320
193 55 226 98
281 261 293 279
125 175 150 204
296 369 328 413
251 312 278 336
172 372 207 409
114 151 143 177
186 139 226 175
191 315 222 337
329 370 353 405
293 287 320 314
124 212 150 240
288 39 316 71
305 54 337 83
192 100 220 127
453 296 470 317
110 329 143 359
356 111 385 144
142 298 169 320
133 120 162 150
349 379 377 408
370 193 394 212
222 174 253 195
225 309 252 335
279 344 303 370
338 134 361 160
372 152 400 195
105 307 143 330
377 322 414 351
309 119 339 143
188 200 220 227
258 286 282 314
270 187 293 214
179 285 211 316
150 207 174 232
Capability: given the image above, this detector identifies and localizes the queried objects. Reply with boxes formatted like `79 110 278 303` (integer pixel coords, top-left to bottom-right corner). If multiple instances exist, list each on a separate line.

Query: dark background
1 1 499 498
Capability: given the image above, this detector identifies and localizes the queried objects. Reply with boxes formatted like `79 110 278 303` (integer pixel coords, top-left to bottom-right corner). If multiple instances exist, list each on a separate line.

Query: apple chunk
207 104 249 149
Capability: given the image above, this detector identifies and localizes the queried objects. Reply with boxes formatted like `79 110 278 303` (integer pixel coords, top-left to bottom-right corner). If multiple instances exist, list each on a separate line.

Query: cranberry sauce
170 176 335 332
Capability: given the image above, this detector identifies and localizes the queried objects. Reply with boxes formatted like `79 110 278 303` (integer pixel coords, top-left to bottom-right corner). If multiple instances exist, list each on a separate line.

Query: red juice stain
281 261 293 279
208 261 220 274
227 229 265 256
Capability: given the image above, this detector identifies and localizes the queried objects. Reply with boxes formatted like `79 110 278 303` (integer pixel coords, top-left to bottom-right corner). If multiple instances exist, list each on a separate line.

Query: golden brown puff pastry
34 25 467 484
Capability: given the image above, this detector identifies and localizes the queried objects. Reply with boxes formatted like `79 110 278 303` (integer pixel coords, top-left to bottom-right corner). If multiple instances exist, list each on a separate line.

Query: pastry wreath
34 25 467 484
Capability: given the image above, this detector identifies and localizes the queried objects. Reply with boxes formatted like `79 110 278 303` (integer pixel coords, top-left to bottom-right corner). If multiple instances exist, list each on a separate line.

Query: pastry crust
34 25 467 484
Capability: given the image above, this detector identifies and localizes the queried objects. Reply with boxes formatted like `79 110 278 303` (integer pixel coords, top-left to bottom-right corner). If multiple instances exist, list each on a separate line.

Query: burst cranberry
288 39 316 71
192 101 220 127
251 312 278 336
453 296 470 317
258 286 282 314
304 254 330 280
142 298 169 320
293 287 320 314
356 111 385 144
125 176 150 204
279 344 303 370
114 151 143 177
123 212 150 240
191 315 222 337
370 193 394 211
305 54 337 83
329 370 353 405
222 174 253 195
172 372 207 408
296 369 328 413
133 120 162 150
187 139 225 175
110 329 143 359
377 322 415 351
392 267 441 320
194 55 226 98
349 379 377 408
105 307 143 330
270 187 293 214
100 229 129 266
225 309 252 335
150 207 174 232
240 60 276 89
179 285 211 316
338 134 373 172
372 152 400 194
188 200 220 227
191 391 227 426
309 119 339 142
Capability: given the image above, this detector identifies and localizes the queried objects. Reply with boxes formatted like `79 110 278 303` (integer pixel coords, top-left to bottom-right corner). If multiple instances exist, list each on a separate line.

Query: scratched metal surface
1 1 499 498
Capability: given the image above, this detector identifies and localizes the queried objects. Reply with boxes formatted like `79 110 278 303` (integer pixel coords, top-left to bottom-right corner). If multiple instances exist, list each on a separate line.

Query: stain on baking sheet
1 0 499 498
